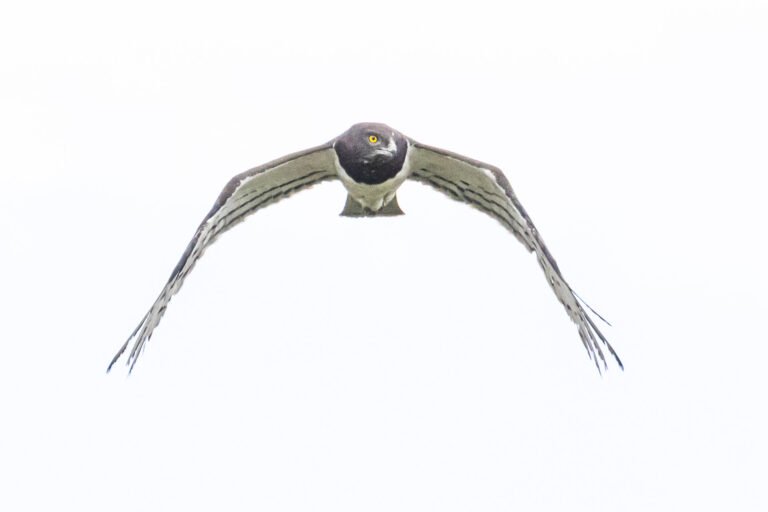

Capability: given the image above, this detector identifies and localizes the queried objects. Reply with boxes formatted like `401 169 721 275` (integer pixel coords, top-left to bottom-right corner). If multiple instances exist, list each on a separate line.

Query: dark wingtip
582 311 623 372
106 345 127 374
107 313 149 375
594 357 604 376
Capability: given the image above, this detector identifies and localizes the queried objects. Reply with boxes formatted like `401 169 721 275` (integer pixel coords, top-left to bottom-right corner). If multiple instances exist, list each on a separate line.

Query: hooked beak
369 138 397 164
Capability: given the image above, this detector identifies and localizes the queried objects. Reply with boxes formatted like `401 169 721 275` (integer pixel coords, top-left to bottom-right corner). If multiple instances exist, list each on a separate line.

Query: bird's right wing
109 143 338 373
406 141 622 372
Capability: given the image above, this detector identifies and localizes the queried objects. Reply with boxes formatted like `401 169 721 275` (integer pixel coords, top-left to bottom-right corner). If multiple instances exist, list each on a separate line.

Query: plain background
1 1 766 510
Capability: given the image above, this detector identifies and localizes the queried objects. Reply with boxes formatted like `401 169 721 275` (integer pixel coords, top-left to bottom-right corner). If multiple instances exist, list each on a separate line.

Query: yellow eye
368 134 379 144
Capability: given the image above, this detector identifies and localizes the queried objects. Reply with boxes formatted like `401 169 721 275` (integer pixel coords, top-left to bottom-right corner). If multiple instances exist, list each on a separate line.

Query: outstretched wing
407 141 622 372
109 143 338 373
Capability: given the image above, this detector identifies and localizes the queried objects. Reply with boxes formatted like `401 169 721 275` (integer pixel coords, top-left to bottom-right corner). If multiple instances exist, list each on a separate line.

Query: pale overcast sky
1 1 766 510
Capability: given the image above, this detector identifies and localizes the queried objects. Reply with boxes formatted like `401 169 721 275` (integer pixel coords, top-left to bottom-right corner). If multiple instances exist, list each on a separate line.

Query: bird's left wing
406 141 622 372
109 143 338 373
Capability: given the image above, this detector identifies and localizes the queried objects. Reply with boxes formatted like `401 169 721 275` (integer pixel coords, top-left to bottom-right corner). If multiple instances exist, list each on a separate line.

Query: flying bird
108 122 622 373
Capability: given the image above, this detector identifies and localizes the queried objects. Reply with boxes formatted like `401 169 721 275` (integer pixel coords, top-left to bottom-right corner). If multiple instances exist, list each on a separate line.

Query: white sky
1 1 766 510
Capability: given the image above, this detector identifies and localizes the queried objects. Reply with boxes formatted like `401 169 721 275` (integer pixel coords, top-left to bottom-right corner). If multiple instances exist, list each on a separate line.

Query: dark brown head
333 123 408 185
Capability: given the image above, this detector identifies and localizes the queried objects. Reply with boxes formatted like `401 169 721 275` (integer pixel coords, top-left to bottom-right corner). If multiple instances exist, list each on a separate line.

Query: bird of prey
108 122 622 373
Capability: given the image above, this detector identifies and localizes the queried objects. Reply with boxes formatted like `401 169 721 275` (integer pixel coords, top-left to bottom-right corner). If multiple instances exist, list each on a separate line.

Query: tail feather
340 195 405 217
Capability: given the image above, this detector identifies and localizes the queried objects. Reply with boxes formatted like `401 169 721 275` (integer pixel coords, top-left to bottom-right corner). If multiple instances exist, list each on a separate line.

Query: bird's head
333 122 408 185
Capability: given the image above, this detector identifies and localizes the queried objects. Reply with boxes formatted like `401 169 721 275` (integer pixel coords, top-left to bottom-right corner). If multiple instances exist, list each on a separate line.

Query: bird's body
109 122 622 373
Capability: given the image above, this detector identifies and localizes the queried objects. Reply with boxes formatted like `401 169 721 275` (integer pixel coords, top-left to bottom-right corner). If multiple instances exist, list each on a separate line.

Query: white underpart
334 139 414 211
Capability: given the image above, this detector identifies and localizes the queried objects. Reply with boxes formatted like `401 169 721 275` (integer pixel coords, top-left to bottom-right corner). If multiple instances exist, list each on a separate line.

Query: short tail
339 195 405 217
